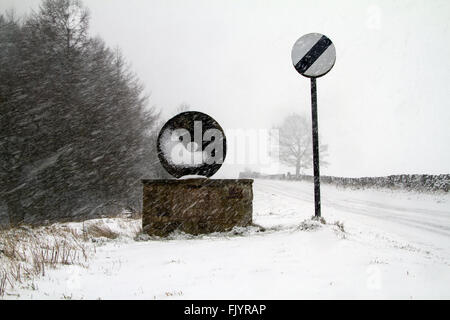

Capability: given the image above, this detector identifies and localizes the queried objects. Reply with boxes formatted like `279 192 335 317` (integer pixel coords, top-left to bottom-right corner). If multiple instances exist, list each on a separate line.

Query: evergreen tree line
0 0 164 227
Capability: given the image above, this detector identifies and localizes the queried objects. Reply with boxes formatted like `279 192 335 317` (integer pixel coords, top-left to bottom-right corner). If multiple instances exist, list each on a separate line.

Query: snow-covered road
256 179 450 244
8 179 450 299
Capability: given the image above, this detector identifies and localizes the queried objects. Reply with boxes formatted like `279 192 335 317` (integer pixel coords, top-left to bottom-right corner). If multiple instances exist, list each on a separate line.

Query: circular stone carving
157 111 227 178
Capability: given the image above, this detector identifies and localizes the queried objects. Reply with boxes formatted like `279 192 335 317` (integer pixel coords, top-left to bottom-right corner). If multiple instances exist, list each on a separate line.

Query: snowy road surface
9 179 450 299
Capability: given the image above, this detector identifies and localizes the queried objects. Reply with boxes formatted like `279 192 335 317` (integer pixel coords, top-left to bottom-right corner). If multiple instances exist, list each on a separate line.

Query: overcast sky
2 0 449 178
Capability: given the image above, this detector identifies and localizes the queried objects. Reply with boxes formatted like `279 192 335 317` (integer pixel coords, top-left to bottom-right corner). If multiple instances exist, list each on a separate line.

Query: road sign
291 33 336 78
291 33 336 218
157 111 227 178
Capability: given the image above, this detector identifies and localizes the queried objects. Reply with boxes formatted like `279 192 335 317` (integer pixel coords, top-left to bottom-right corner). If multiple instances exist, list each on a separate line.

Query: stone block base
142 179 253 236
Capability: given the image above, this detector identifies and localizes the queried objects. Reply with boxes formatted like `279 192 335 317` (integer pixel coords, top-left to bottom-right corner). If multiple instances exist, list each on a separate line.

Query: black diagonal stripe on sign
295 35 332 74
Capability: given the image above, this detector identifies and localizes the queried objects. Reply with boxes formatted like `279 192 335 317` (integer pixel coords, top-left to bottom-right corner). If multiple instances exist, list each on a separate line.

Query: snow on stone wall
240 172 449 192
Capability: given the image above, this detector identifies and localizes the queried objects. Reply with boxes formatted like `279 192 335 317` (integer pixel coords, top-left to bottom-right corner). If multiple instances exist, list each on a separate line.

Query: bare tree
273 113 328 177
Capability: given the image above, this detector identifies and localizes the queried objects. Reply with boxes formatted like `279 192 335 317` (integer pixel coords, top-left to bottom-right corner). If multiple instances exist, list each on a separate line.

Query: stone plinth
142 179 253 236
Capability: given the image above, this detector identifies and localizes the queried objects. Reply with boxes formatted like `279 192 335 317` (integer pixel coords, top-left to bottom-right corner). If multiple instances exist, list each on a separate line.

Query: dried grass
0 224 90 297
84 224 119 239
0 217 141 297
333 221 345 233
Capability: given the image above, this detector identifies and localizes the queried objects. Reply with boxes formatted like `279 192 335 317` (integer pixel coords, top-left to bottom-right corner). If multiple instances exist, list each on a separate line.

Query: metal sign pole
310 77 321 217
291 32 335 219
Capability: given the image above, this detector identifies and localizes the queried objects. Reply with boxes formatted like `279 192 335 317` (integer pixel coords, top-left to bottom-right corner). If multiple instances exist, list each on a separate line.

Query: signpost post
291 33 336 218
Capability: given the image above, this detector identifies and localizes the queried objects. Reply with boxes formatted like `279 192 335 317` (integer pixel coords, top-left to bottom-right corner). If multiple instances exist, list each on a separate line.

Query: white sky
2 0 450 178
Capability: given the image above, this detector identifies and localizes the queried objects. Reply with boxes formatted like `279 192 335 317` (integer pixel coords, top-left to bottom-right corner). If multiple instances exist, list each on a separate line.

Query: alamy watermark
161 122 280 169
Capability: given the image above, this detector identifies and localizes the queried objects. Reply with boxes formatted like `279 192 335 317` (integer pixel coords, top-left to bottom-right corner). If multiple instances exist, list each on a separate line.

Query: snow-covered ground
5 179 450 299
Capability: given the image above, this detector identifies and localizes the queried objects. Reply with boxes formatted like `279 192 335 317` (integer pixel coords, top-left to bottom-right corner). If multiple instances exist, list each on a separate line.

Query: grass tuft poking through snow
0 225 91 297
0 217 141 298
84 224 120 240
334 221 345 233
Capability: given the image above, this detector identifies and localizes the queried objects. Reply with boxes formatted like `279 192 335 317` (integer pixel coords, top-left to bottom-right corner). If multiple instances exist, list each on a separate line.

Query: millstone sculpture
156 111 227 178
142 111 253 236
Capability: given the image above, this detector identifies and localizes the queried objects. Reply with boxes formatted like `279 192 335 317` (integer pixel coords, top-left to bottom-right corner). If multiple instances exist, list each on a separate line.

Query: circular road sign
291 33 336 78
